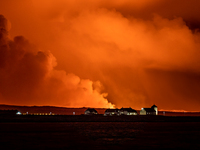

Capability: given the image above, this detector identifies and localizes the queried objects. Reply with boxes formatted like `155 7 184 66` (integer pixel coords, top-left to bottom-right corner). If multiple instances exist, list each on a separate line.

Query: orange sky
0 0 200 111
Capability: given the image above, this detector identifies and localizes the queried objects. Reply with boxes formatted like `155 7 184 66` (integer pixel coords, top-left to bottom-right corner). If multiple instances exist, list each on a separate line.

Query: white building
104 109 120 116
84 108 98 115
140 105 158 115
119 108 137 115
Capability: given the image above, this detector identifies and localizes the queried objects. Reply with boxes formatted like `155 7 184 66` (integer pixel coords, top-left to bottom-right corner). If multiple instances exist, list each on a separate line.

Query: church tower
151 104 158 115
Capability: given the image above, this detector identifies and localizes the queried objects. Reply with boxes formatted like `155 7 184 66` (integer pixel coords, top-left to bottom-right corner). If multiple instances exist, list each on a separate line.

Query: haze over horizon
1 0 200 111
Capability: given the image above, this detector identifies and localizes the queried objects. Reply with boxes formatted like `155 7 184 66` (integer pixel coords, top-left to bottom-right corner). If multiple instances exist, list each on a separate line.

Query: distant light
73 112 75 115
16 112 22 115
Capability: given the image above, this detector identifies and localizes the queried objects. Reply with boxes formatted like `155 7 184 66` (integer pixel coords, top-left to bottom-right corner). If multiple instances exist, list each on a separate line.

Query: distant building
104 109 120 116
140 105 158 115
119 107 137 115
84 108 98 115
151 105 158 115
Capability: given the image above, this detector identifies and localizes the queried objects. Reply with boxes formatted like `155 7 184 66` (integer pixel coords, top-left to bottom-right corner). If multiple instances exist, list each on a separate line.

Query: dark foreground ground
0 121 200 150
1 115 200 122
0 116 200 150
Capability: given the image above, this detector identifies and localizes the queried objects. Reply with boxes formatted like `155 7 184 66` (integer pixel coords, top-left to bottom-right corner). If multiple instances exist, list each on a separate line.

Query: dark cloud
144 68 200 110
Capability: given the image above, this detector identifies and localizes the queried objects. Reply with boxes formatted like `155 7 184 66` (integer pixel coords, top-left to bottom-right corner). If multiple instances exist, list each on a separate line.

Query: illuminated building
84 108 98 115
104 109 120 116
151 105 158 115
140 105 158 115
119 107 138 115
16 111 22 115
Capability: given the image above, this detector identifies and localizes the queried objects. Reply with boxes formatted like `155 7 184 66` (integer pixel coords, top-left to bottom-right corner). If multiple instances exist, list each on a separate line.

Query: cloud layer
0 0 200 110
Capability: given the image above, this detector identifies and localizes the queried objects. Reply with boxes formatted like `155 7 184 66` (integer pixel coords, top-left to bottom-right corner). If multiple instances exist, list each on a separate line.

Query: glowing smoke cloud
1 0 200 111
0 15 114 108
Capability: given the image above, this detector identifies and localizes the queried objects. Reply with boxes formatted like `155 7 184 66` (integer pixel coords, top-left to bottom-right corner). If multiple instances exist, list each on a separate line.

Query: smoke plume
1 0 200 111
0 15 114 108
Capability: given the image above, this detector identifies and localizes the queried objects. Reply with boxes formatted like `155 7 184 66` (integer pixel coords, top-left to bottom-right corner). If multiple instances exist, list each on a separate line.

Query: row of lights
16 111 54 115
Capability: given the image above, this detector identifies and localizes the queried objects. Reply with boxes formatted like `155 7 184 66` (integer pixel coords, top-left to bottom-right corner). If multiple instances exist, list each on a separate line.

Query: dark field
0 122 200 150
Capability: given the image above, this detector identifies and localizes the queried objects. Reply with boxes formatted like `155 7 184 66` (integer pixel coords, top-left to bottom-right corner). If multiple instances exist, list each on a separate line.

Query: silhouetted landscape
1 104 200 116
1 105 200 149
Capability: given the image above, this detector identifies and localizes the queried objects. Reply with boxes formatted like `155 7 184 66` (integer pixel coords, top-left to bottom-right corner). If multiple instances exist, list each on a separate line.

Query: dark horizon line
1 104 200 113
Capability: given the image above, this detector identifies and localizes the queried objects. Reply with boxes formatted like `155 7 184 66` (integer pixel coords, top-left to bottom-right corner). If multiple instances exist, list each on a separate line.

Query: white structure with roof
119 107 137 115
104 109 120 116
84 108 98 115
140 105 158 115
